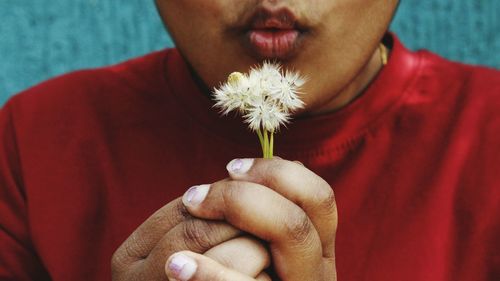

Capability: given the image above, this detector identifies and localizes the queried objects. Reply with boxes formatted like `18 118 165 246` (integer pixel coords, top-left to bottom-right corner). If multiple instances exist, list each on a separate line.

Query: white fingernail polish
168 253 197 280
182 184 210 207
226 158 254 174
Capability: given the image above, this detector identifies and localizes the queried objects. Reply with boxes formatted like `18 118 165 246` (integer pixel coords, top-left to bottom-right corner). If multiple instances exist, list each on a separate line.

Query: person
0 0 499 280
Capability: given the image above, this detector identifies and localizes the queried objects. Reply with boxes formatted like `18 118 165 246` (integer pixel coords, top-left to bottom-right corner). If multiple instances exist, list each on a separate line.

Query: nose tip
258 0 294 14
259 0 284 9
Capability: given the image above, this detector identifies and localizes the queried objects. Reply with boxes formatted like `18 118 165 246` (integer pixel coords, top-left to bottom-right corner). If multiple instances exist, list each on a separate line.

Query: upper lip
245 7 303 31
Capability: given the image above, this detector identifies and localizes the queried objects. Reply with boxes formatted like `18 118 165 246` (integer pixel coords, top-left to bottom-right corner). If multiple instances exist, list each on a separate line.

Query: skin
112 159 336 280
111 197 272 279
155 0 399 114
112 0 400 280
172 158 339 280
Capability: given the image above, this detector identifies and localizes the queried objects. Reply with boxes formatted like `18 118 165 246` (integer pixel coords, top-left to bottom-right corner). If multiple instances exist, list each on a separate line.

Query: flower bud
227 72 245 87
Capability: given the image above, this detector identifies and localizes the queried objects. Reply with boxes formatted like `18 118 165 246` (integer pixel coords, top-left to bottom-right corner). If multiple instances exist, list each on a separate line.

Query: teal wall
0 0 499 105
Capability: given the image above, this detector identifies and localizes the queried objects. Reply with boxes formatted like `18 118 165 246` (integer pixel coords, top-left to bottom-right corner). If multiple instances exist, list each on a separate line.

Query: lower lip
246 30 300 59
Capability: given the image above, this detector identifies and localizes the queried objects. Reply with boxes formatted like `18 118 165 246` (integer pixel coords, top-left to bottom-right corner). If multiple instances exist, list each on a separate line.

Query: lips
248 29 300 59
243 8 305 60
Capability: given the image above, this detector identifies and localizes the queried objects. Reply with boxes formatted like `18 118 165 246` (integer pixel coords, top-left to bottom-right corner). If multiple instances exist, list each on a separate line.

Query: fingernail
226 158 254 174
182 184 210 207
167 253 197 281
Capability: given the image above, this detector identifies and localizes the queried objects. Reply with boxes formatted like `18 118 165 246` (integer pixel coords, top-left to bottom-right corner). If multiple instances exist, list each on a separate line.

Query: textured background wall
0 0 499 105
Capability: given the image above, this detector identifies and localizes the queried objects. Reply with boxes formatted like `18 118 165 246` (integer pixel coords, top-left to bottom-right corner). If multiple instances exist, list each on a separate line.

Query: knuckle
314 182 337 212
221 181 244 208
112 232 148 268
111 248 141 280
110 250 125 270
224 180 245 192
158 200 190 223
264 160 286 185
283 208 313 244
127 232 149 259
182 219 220 251
269 158 286 174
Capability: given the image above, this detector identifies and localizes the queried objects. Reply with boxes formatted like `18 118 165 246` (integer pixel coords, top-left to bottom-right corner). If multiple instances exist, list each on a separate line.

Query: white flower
268 78 304 112
213 73 252 115
213 62 306 132
243 98 290 133
256 62 283 90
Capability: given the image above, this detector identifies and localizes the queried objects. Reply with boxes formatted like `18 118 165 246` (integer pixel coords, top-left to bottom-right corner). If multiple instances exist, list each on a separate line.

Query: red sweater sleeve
0 100 50 280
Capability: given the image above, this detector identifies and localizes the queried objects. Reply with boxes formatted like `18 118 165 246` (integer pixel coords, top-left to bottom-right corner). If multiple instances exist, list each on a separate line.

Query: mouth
241 8 307 60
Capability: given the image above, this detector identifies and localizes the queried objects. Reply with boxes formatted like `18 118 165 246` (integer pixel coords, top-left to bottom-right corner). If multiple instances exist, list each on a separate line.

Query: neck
310 45 386 115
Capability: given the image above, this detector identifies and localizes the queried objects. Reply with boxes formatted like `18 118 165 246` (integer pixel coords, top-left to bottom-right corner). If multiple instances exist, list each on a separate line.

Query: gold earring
379 43 388 66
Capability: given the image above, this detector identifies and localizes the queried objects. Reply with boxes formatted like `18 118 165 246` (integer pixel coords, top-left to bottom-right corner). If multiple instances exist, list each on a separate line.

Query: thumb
165 251 258 281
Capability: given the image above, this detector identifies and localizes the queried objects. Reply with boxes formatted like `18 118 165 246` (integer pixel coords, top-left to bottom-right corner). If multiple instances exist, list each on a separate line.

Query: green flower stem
263 130 269 158
270 132 274 158
257 128 265 153
257 129 274 159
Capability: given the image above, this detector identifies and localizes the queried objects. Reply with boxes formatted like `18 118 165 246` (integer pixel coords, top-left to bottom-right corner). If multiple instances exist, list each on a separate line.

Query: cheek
157 0 224 44
163 0 248 41
308 0 383 26
307 0 394 46
162 0 234 23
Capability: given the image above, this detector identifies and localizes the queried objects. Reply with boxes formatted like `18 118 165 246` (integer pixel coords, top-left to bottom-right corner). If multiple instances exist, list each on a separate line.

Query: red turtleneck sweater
1 35 499 280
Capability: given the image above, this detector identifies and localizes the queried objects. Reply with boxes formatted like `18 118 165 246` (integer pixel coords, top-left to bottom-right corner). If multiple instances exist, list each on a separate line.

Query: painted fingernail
226 158 254 174
182 184 210 207
167 253 197 281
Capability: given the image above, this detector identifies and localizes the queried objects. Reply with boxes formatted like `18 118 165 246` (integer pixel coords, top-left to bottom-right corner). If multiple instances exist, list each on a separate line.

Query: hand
111 198 270 280
167 158 337 281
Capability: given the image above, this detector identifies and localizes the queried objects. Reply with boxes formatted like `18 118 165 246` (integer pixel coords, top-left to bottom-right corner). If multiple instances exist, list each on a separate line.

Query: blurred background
0 0 499 105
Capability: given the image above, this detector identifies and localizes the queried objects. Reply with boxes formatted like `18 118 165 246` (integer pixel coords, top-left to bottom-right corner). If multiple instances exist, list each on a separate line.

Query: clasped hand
112 158 337 281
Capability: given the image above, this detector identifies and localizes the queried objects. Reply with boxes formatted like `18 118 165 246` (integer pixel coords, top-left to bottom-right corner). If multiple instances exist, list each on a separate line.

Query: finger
144 218 241 277
226 158 337 257
255 272 272 281
166 251 257 281
113 198 189 264
182 182 323 280
293 160 304 166
204 236 270 277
